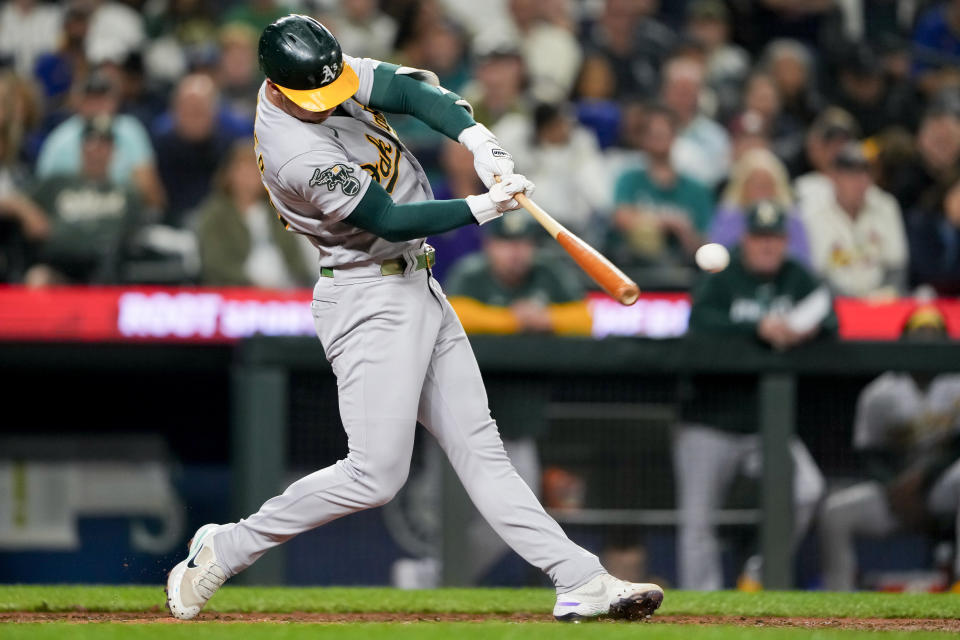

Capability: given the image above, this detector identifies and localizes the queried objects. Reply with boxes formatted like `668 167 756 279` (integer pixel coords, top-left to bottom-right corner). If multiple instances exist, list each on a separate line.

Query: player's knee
797 472 826 509
365 464 411 507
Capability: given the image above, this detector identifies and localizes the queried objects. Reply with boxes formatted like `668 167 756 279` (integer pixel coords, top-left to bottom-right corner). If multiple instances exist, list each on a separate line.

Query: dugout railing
231 335 960 589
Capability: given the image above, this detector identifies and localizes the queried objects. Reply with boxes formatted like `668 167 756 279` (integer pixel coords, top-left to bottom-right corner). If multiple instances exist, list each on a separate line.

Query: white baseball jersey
854 372 960 450
253 55 433 268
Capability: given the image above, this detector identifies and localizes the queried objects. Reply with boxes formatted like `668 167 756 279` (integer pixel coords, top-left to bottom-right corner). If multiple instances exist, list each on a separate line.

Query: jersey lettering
359 135 401 194
351 99 396 137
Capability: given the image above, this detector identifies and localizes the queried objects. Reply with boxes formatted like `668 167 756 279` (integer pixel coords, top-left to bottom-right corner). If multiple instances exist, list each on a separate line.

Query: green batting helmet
258 14 359 112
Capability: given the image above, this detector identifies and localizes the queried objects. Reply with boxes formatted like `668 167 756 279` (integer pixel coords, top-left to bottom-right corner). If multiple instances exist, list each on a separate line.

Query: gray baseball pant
820 458 960 590
213 268 604 592
673 423 825 590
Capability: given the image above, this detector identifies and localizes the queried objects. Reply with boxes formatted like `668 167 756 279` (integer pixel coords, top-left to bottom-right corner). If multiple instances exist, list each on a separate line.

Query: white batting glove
458 123 515 188
465 174 535 225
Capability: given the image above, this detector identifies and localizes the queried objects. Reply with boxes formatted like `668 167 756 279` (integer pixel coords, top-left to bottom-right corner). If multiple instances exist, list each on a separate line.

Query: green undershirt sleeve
345 180 476 242
368 63 476 140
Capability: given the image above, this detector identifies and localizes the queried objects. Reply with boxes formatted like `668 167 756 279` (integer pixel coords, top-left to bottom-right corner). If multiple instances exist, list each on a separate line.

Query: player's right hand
458 123 515 188
464 174 535 225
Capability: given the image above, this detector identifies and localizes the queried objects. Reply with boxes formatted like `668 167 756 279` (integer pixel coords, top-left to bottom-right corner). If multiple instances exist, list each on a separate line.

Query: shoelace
194 563 227 599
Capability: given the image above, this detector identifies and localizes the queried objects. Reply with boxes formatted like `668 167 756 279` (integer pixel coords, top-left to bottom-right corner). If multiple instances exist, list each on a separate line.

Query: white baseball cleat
166 523 228 620
553 573 664 622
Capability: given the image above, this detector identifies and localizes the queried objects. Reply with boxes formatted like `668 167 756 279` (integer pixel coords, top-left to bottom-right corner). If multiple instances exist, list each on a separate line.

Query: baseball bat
502 183 640 306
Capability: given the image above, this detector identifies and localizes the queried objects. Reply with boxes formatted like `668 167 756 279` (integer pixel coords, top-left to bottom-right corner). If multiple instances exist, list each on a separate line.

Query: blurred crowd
0 0 959 299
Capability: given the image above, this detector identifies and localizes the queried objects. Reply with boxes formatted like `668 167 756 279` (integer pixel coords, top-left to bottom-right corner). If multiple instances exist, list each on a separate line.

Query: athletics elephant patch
310 164 361 196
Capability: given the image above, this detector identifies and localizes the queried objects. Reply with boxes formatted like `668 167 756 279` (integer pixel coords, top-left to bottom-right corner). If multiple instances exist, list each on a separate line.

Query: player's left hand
464 174 535 225
490 173 535 212
458 123 515 188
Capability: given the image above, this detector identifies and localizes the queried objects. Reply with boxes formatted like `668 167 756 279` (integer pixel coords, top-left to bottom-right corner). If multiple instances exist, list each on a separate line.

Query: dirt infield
3 611 960 630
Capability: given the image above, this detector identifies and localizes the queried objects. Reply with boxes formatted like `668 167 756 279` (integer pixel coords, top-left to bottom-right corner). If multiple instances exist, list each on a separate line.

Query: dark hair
533 102 564 134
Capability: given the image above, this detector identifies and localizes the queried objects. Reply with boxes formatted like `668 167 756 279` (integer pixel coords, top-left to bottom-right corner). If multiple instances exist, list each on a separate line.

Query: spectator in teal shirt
608 103 713 274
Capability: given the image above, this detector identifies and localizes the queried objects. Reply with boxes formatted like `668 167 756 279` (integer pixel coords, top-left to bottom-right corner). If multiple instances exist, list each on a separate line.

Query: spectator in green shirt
675 200 834 591
608 103 714 278
445 214 589 336
25 115 141 286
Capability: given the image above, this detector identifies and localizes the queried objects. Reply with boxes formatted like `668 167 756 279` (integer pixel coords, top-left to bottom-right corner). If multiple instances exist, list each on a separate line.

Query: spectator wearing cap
711 148 810 265
801 143 908 298
679 199 834 591
608 104 714 279
684 0 750 121
793 107 860 205
24 115 142 287
908 177 960 295
660 56 731 189
152 74 249 228
445 213 590 335
828 42 920 137
885 102 960 213
195 139 313 289
35 69 165 213
495 103 607 239
912 0 960 96
0 0 62 79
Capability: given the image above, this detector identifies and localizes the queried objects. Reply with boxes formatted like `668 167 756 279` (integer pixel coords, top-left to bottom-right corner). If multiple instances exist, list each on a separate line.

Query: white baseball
695 243 730 273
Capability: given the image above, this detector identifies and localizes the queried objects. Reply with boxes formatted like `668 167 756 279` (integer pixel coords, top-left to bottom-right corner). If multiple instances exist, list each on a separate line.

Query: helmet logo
309 163 361 196
321 62 340 85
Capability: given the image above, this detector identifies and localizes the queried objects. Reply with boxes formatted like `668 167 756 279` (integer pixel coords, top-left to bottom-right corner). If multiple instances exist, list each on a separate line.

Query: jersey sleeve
343 54 378 106
277 150 374 223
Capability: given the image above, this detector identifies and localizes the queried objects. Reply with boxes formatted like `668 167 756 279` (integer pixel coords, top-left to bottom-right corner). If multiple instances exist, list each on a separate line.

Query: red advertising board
0 285 958 343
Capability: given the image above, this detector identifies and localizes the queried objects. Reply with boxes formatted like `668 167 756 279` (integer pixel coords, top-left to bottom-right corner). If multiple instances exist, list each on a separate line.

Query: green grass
1 585 959 619
1 623 958 640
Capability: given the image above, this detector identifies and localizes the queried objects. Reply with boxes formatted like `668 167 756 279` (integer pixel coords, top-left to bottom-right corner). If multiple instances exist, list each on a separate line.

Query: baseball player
677 201 832 590
820 307 960 591
166 14 663 622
